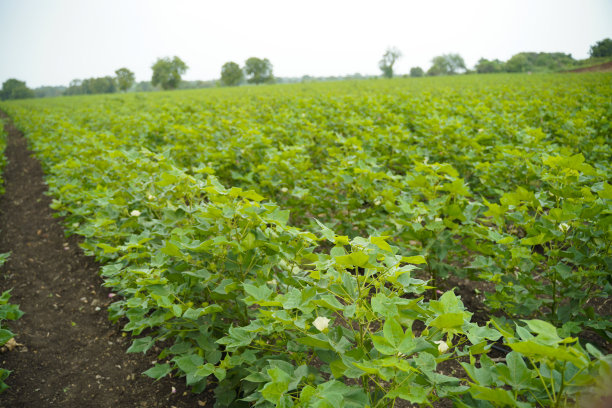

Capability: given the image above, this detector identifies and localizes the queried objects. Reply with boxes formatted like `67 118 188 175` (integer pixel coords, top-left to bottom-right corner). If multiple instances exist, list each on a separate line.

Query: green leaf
371 335 396 355
521 233 549 246
522 319 561 344
508 341 584 366
402 255 427 264
387 385 429 404
497 351 533 389
598 182 612 199
161 241 182 258
469 384 517 406
0 329 14 346
127 336 154 354
143 363 172 380
243 283 273 301
370 236 392 252
295 334 332 350
383 318 404 348
268 207 290 226
174 353 204 374
430 312 465 329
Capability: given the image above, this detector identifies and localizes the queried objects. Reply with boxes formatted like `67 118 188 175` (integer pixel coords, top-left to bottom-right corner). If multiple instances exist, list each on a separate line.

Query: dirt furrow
0 112 209 407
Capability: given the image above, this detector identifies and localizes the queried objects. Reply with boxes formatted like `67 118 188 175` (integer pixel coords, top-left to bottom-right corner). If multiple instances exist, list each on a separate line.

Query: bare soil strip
0 112 210 407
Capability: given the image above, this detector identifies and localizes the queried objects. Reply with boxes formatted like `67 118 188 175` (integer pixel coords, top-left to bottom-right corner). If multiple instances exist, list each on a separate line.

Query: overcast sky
1 0 611 88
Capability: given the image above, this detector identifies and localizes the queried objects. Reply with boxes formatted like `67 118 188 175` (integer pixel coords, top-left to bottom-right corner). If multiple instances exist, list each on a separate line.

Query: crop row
0 116 24 392
1 74 611 407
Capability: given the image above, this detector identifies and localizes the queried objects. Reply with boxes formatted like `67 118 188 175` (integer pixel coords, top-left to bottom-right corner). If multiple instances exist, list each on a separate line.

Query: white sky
1 0 611 88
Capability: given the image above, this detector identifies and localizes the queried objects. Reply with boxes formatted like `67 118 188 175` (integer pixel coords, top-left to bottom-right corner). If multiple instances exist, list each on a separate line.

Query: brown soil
0 112 212 407
567 61 612 73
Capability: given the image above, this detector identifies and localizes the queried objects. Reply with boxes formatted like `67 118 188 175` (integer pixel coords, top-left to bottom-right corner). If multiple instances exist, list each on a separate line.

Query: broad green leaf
383 318 404 348
430 312 465 329
143 363 172 380
402 255 427 264
497 351 533 389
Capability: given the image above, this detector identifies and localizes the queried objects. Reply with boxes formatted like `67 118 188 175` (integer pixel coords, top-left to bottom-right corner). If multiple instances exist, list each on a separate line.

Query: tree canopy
151 56 188 90
115 68 135 92
220 62 244 86
64 76 117 95
378 47 402 78
244 57 273 85
427 54 466 76
475 58 505 74
409 67 424 77
0 78 34 100
589 38 612 58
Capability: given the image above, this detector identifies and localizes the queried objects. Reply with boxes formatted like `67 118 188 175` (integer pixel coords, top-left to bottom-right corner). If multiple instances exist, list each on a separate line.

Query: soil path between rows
0 111 211 407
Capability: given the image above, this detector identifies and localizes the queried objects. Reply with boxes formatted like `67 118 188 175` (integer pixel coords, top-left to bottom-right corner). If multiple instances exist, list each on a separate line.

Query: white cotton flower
267 279 277 285
281 187 289 193
435 217 442 222
147 194 156 201
435 340 449 354
130 210 141 217
558 223 570 233
313 316 331 332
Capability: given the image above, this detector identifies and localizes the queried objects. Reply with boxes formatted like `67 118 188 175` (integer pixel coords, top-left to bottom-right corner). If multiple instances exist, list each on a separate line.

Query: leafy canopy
244 57 273 84
427 53 466 76
220 61 243 86
589 38 612 58
151 56 188 90
115 68 135 92
379 47 402 78
0 79 34 101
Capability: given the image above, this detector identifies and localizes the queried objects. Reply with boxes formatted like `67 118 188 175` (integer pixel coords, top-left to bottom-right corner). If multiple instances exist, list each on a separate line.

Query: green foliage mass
0 79 34 101
409 67 424 77
115 68 136 92
428 54 466 76
244 57 274 84
64 76 118 96
151 56 188 90
220 62 244 87
590 38 612 58
379 48 401 78
1 73 611 406
0 287 23 393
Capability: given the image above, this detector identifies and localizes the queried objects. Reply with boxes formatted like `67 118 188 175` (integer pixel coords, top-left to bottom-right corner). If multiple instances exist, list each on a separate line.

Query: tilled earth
0 112 212 407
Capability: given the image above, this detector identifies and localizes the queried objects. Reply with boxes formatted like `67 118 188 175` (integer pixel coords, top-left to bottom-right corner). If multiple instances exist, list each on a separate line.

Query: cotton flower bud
558 223 570 233
130 210 141 217
435 340 449 354
147 194 156 200
313 316 331 332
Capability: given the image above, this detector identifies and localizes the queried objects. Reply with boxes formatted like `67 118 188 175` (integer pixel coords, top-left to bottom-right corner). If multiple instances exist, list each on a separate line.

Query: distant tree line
2 37 610 99
390 37 612 78
475 52 575 74
220 57 274 86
